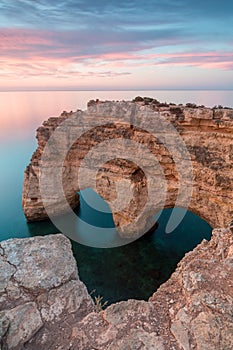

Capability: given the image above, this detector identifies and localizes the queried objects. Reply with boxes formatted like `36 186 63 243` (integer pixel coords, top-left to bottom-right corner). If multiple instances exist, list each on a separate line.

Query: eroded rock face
69 226 233 350
0 228 233 349
0 234 95 350
22 100 233 237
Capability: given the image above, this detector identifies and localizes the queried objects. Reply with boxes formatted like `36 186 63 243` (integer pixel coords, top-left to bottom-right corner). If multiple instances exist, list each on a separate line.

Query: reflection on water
1 90 233 141
0 90 223 302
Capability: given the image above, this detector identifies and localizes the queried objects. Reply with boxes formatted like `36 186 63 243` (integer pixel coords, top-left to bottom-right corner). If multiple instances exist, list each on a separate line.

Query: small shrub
186 102 197 108
90 289 108 312
143 97 154 103
94 295 108 312
213 105 223 109
132 96 144 102
158 102 169 107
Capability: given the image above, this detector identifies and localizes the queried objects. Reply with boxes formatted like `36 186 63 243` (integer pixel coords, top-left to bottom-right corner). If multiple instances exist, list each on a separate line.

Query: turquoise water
0 90 230 302
72 190 212 303
26 189 212 303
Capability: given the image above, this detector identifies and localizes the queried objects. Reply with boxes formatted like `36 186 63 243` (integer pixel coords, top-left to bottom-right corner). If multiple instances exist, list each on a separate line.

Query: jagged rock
0 302 43 349
1 226 233 348
22 100 233 237
0 255 16 293
1 98 232 348
191 312 233 350
0 313 9 341
68 227 233 350
0 234 95 350
37 279 94 323
107 331 166 350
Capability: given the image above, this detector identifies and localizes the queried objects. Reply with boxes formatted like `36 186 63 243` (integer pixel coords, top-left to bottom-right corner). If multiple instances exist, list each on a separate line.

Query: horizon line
0 88 233 92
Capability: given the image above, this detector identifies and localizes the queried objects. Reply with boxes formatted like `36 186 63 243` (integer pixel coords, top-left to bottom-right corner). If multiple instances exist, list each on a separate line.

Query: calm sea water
1 90 231 303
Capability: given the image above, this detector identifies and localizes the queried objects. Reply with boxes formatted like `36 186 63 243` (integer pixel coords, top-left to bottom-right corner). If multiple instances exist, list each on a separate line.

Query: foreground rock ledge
0 234 95 350
0 228 233 349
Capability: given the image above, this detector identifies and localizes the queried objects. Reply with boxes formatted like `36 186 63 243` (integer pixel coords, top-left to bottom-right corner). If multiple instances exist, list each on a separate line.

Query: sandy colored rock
107 331 166 350
22 100 233 238
191 312 233 350
67 227 233 350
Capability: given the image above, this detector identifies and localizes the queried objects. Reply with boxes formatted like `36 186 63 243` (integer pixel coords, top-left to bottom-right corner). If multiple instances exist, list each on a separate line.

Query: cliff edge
0 226 233 349
22 99 233 238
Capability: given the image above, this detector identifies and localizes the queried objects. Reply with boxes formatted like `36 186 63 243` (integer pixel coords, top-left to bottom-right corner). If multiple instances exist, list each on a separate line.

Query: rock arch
22 100 233 238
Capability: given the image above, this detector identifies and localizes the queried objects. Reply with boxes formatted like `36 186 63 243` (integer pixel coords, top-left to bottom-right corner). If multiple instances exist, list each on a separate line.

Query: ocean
1 89 231 302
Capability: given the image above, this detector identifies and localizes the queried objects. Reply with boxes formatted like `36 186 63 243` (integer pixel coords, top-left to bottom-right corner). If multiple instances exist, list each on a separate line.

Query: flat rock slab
0 234 95 350
1 234 77 291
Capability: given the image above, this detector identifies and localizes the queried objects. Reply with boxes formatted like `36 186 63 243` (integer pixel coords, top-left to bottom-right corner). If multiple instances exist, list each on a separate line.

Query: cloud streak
0 0 232 89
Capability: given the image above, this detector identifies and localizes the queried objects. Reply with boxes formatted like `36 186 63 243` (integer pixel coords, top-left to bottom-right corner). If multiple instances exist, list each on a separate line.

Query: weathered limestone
0 302 43 350
22 100 233 236
1 234 77 291
0 234 95 350
1 227 233 349
69 226 233 350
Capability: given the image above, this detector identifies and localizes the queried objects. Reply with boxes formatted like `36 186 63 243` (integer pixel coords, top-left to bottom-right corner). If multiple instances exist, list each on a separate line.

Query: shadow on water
28 189 212 305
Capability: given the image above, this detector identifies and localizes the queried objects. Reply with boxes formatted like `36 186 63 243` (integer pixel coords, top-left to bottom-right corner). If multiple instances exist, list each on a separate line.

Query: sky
0 0 233 90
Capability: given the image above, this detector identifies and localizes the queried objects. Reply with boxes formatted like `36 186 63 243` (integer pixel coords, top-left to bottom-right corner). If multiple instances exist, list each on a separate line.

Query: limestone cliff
0 227 233 349
22 99 233 237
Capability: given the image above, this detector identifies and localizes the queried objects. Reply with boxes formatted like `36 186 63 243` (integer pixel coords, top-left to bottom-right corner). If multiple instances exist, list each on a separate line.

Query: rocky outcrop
1 227 233 349
0 234 95 350
68 225 233 350
22 100 233 237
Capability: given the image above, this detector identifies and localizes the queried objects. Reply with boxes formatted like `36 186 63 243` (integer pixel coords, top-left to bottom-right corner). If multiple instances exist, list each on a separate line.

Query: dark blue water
71 190 212 303
26 189 212 303
0 90 220 303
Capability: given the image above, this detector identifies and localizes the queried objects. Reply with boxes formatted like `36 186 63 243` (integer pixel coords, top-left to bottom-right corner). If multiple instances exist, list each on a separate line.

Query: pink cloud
0 27 232 86
92 51 233 71
150 52 233 70
0 28 54 51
